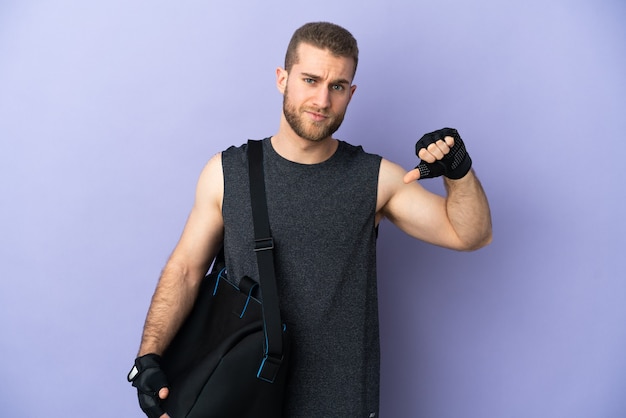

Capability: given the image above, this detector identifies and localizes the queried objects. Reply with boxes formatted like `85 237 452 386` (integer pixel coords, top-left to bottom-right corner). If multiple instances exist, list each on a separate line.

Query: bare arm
138 153 225 356
377 137 492 251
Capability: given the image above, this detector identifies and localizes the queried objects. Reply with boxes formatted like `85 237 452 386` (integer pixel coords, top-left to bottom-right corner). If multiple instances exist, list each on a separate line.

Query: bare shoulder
196 152 224 209
376 158 426 215
202 152 224 178
377 157 406 185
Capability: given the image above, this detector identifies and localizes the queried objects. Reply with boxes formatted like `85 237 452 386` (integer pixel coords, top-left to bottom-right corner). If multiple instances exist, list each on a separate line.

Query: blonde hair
284 22 359 76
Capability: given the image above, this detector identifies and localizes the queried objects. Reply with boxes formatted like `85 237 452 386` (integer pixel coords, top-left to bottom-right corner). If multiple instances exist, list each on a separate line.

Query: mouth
304 109 329 122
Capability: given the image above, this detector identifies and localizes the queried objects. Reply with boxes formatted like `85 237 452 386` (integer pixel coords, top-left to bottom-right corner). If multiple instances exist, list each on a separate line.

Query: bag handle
247 139 285 383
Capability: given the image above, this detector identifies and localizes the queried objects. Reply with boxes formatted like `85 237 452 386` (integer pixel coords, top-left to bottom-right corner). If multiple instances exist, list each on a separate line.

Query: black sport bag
160 261 289 417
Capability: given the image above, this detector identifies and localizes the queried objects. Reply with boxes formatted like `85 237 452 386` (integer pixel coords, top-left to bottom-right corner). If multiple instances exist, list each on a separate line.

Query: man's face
278 43 357 142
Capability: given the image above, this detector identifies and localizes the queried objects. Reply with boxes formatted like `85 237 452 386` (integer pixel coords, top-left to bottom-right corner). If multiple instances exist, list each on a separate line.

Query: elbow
473 230 493 251
457 227 493 252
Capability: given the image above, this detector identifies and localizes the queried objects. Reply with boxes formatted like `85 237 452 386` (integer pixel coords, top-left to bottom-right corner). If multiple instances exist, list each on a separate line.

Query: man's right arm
138 152 225 356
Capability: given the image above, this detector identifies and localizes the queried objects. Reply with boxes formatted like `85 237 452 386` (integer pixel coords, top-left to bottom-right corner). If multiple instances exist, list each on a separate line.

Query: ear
276 67 288 94
348 84 357 102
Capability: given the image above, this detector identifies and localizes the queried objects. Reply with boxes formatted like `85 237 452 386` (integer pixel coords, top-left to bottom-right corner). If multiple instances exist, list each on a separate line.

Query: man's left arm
378 128 492 251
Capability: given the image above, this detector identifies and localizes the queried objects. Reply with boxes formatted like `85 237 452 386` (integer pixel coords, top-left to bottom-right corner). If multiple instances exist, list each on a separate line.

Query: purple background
1 1 625 417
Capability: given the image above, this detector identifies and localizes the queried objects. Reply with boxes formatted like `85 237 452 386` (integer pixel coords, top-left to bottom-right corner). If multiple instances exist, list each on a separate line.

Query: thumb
158 388 170 418
403 168 421 184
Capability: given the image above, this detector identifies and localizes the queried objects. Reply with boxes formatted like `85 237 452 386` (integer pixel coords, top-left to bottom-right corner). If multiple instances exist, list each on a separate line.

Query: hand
403 128 472 183
127 354 171 418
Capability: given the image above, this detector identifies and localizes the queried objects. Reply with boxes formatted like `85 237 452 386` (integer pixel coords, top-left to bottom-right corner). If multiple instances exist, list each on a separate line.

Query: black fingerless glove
127 354 169 418
415 127 472 180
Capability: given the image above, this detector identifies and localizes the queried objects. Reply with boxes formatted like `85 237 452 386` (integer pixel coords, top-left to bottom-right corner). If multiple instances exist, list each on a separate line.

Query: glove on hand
415 127 472 180
127 354 169 418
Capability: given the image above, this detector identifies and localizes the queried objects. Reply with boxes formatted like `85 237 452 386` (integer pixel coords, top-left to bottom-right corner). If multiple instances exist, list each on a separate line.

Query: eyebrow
301 72 351 86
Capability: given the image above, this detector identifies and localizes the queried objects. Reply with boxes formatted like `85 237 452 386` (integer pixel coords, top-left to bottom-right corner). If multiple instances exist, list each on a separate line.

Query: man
129 22 492 417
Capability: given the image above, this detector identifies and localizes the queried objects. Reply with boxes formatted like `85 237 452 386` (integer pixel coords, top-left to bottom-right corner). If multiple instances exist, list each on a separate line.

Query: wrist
444 168 474 184
138 337 166 357
445 154 472 180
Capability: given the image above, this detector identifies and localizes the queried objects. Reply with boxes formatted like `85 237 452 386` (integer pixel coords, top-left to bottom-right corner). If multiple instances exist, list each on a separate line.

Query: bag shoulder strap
247 139 285 383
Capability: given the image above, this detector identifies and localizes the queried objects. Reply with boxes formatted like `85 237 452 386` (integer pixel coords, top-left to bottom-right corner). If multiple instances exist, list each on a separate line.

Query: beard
282 86 346 142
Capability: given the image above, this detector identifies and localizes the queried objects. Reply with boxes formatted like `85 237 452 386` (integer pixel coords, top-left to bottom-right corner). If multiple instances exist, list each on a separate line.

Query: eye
331 84 345 91
303 78 315 84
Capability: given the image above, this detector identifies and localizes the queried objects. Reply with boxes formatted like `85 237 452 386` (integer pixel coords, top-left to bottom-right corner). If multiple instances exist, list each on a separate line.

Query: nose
312 85 331 109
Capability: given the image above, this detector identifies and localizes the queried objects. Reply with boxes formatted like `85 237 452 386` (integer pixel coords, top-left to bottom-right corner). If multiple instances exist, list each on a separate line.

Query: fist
128 354 171 418
405 128 472 182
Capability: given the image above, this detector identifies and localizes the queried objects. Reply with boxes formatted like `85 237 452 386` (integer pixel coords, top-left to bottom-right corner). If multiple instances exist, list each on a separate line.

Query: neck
271 117 338 164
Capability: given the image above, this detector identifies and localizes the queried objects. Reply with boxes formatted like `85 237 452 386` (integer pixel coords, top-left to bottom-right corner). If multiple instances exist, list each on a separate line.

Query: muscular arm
138 153 225 356
377 160 492 251
441 171 492 250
